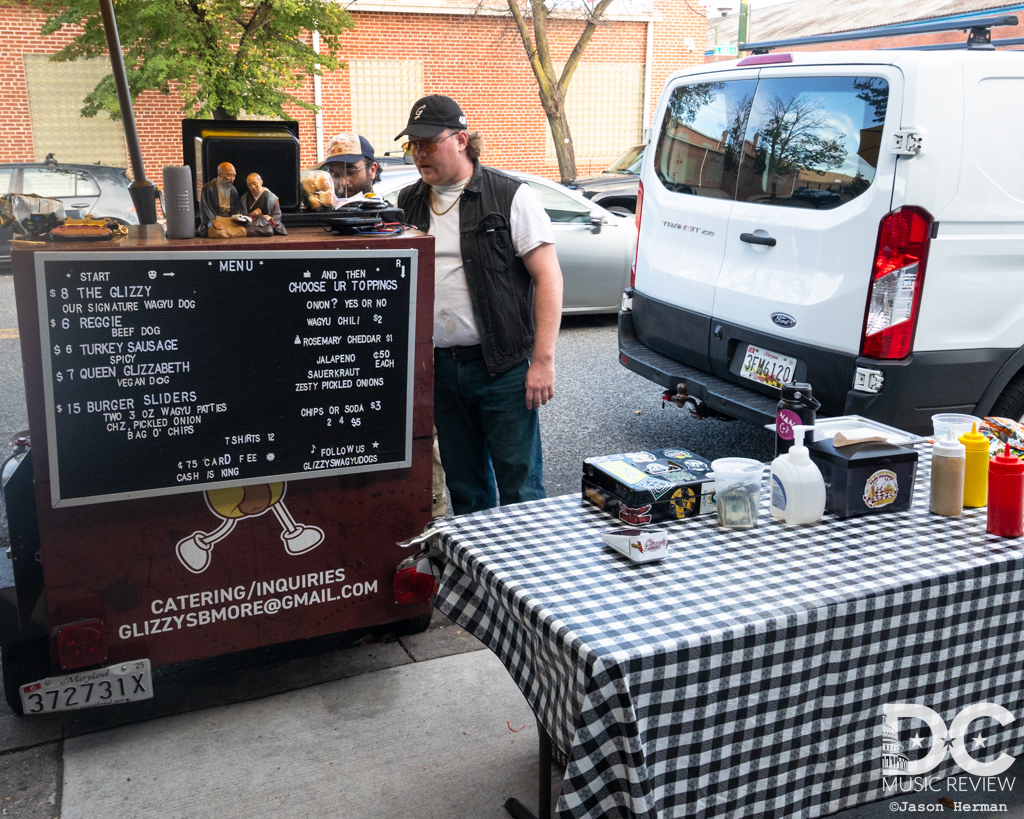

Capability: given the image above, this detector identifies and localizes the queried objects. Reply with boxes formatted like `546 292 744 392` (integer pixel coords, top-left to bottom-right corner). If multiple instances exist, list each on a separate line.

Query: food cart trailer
1 226 436 714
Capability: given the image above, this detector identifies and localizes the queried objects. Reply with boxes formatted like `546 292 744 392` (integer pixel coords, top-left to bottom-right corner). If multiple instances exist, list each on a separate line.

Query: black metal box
807 438 918 518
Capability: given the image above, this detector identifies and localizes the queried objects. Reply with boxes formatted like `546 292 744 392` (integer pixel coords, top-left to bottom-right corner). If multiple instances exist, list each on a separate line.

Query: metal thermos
775 382 820 456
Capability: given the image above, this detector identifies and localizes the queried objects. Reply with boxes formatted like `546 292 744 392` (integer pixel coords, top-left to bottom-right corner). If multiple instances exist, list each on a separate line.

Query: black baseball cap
394 95 468 140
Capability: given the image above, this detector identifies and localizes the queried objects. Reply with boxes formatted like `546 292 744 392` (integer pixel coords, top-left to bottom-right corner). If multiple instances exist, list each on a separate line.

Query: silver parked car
375 169 637 315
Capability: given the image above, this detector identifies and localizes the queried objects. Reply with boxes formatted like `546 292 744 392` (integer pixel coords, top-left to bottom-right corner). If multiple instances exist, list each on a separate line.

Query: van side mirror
589 215 604 234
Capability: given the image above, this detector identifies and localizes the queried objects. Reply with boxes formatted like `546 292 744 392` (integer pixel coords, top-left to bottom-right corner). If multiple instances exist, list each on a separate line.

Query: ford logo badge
771 313 796 328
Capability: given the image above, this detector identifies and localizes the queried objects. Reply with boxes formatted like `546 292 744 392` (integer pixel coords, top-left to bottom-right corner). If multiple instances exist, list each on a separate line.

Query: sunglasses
402 133 458 156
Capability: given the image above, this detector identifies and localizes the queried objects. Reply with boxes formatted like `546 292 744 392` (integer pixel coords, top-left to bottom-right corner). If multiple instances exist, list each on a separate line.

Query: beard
332 175 372 198
217 180 234 196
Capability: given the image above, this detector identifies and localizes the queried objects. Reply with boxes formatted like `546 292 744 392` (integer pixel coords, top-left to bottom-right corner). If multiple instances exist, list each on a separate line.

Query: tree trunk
546 105 577 185
504 0 614 185
212 107 236 120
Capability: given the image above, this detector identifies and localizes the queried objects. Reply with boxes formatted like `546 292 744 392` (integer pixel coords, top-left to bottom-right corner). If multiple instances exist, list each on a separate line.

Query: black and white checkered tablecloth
432 452 1024 819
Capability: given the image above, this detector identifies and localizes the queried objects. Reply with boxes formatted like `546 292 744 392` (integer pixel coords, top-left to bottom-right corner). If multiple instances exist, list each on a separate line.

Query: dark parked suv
566 144 645 215
0 160 138 272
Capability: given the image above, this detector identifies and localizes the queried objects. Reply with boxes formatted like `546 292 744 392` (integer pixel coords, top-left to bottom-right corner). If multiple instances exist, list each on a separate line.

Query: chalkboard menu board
35 250 417 507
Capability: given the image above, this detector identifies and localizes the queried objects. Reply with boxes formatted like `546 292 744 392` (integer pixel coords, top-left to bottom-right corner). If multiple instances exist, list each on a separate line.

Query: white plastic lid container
932 413 982 442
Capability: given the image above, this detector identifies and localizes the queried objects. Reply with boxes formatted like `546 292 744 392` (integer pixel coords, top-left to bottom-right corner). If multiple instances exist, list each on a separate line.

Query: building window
349 60 424 159
22 54 128 167
547 62 645 163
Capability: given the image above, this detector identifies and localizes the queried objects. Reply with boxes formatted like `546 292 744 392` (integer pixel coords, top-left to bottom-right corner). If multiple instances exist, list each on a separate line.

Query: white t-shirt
430 177 554 349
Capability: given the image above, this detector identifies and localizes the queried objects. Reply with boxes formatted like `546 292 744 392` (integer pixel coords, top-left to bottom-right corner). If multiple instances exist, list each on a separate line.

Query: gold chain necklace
430 187 462 216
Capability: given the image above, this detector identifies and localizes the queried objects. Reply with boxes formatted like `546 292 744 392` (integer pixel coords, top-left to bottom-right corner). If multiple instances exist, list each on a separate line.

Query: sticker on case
863 469 899 509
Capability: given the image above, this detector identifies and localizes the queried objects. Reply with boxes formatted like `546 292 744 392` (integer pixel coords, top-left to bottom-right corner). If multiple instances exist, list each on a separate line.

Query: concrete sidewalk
59 648 551 819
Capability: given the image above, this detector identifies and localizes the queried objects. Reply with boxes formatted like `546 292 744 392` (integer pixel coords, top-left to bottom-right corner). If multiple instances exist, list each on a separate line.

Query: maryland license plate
740 344 796 387
20 659 153 714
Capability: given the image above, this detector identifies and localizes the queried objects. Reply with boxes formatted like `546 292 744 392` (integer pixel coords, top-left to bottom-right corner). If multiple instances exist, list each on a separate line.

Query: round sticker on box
670 486 697 518
863 469 899 508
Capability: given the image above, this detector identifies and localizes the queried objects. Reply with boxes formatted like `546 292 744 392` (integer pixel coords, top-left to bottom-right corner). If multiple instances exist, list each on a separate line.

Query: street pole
738 0 750 48
98 0 158 224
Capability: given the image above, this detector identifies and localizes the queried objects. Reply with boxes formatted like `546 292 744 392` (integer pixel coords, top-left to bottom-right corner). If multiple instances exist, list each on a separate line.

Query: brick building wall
0 1 704 190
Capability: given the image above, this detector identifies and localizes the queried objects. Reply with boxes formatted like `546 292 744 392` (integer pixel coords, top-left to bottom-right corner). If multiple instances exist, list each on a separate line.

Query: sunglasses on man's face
402 133 457 156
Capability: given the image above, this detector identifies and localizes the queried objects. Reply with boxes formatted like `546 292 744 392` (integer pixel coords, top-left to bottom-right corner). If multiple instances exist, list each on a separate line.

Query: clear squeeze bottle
987 443 1024 538
960 423 989 508
769 425 826 525
929 430 965 517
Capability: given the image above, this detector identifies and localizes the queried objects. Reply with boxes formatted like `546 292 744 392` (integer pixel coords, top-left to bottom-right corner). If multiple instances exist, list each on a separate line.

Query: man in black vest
396 95 563 515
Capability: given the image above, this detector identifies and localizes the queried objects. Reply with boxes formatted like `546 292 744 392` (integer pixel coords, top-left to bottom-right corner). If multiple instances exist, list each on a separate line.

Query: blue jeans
433 356 545 515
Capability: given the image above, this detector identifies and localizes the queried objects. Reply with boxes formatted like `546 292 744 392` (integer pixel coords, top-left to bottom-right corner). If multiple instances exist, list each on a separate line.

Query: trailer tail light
860 207 933 360
56 619 109 671
631 180 644 287
393 556 437 605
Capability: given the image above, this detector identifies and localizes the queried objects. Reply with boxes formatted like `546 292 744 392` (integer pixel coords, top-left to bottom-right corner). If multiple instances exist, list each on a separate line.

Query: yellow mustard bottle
960 422 989 507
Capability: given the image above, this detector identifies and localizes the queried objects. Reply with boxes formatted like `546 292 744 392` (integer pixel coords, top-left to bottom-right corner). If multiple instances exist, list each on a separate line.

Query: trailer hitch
661 383 722 421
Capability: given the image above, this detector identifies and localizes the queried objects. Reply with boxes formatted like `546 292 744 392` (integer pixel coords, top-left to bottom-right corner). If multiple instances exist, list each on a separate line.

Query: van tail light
56 619 109 671
393 556 437 605
631 180 644 287
860 207 933 360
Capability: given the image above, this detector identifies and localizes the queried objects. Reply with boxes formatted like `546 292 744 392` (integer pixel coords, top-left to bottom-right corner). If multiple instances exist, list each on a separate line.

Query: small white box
600 528 669 563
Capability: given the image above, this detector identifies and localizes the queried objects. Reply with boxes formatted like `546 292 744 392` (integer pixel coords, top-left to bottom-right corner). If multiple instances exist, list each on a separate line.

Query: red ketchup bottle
987 443 1024 538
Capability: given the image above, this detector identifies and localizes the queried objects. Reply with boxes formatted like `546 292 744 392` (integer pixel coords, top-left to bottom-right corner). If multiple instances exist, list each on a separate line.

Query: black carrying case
582 448 715 525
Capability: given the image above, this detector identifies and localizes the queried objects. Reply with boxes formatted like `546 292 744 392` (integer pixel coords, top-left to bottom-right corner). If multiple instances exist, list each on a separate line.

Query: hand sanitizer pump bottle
770 425 826 524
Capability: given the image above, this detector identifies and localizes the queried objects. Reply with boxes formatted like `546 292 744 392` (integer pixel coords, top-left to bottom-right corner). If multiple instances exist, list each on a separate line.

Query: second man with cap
322 132 381 200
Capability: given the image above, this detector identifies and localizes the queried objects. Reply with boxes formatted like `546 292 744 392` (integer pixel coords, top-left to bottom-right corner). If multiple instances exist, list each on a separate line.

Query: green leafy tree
22 0 354 120
505 0 615 184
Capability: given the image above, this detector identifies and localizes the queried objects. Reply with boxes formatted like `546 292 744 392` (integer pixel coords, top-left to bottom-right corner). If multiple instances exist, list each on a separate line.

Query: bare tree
505 0 614 183
753 93 846 180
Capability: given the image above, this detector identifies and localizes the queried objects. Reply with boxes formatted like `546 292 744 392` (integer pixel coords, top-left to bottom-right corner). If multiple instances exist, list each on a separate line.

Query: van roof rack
887 35 1024 51
741 13 1019 54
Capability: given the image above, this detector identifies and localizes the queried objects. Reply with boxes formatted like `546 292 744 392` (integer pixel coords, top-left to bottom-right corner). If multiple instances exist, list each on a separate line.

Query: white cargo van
619 25 1024 435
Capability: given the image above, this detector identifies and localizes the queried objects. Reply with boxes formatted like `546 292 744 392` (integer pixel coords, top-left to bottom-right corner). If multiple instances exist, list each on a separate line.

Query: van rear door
633 70 759 371
709 66 902 392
